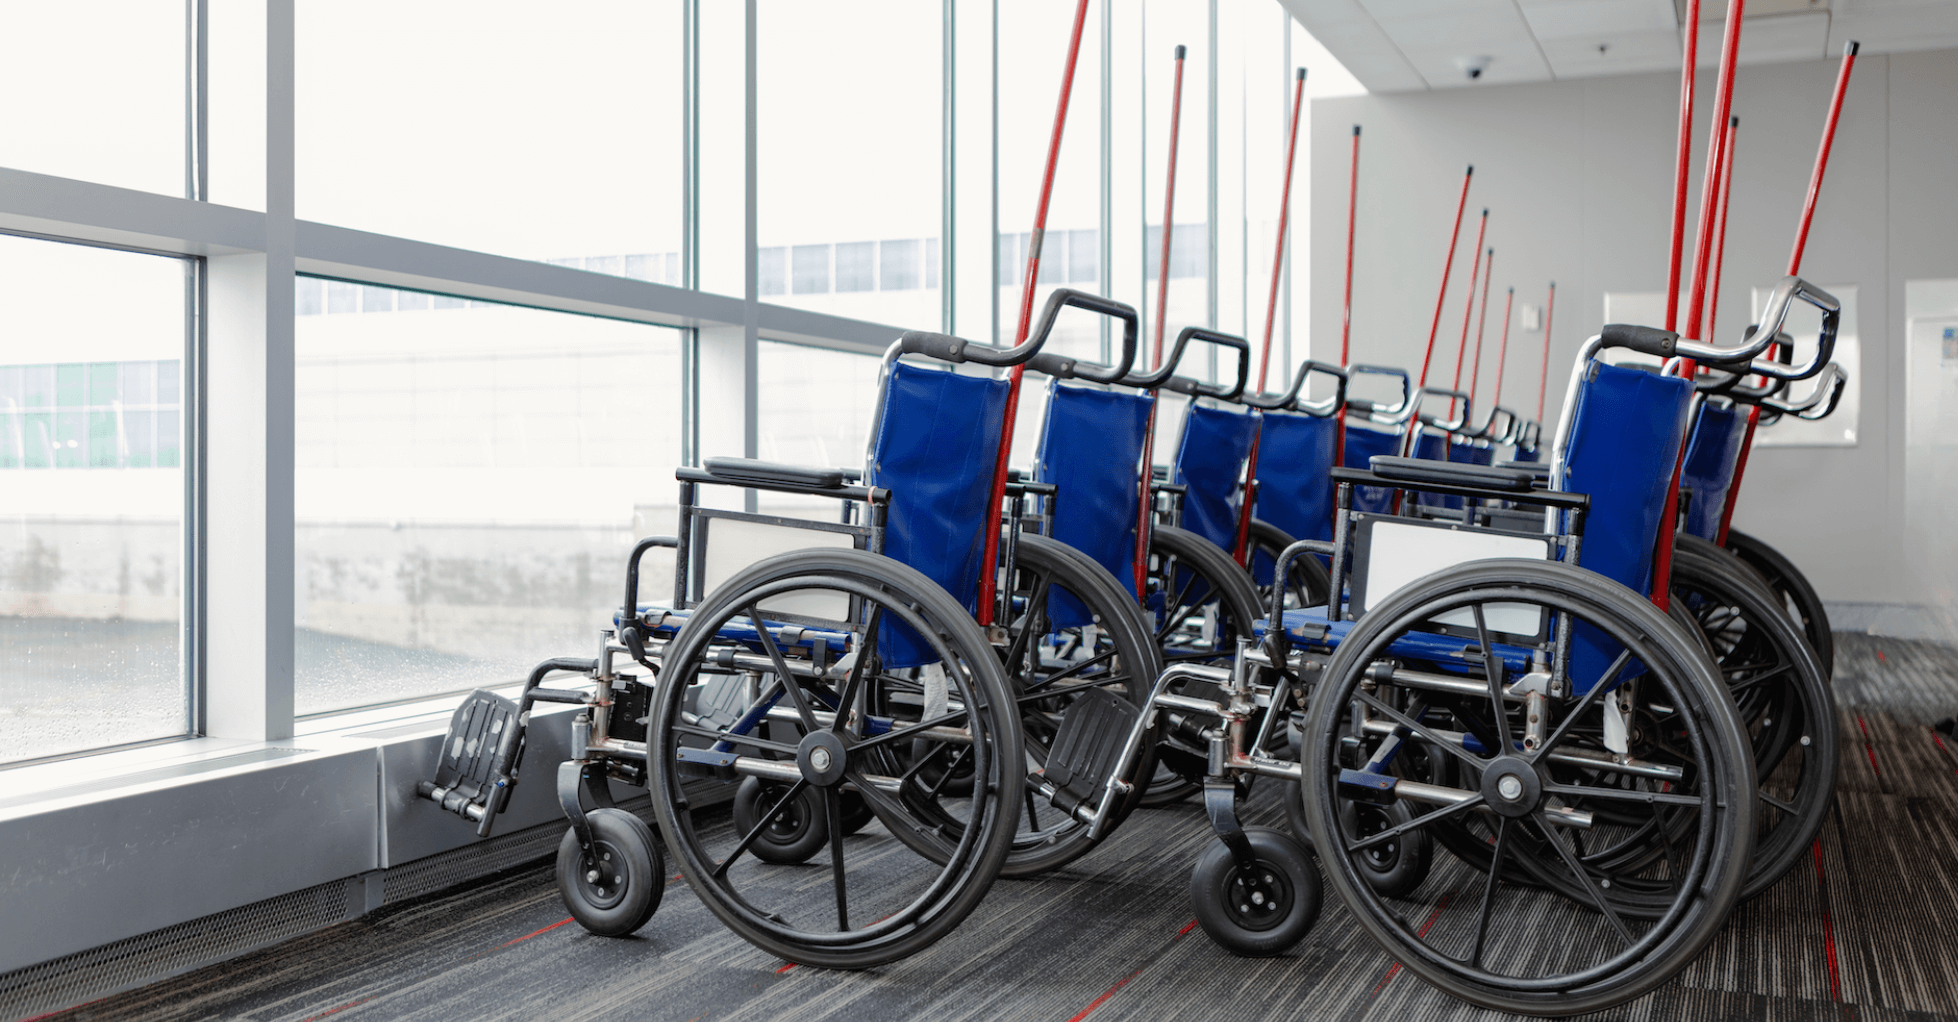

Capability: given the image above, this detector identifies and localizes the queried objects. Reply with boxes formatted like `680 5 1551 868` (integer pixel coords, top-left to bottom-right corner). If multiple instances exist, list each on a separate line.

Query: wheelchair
1068 274 1845 1013
414 287 1186 965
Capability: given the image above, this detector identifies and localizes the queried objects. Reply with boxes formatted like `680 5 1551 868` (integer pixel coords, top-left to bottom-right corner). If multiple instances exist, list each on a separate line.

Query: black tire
647 547 1021 968
731 776 829 865
1145 525 1276 798
1286 764 1435 901
555 808 663 938
1301 558 1754 1016
1724 528 1834 679
1246 518 1333 613
1670 544 1838 900
1340 799 1433 899
1190 827 1323 957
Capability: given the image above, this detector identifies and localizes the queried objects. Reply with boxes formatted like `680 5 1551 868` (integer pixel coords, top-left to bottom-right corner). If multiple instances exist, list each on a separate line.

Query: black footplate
416 689 522 836
1043 688 1140 809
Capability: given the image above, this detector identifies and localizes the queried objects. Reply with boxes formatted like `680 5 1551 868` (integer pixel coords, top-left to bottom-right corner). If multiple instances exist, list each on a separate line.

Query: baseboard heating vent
0 877 354 1022
0 809 620 1022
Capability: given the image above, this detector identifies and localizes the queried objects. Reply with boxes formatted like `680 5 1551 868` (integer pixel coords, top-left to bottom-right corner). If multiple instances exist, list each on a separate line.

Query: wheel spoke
825 787 850 931
831 604 883 735
850 708 972 753
1543 782 1704 808
1354 690 1489 773
1529 647 1634 764
1001 572 1052 677
748 603 821 731
1759 790 1798 815
672 723 801 756
1025 647 1122 692
897 741 952 784
715 779 810 880
1532 812 1637 947
1470 817 1509 969
1154 570 1204 640
1471 604 1513 755
926 746 973 798
1346 790 1487 853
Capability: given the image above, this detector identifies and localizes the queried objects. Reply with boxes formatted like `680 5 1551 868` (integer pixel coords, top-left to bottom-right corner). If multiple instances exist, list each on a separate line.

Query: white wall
1307 49 1958 604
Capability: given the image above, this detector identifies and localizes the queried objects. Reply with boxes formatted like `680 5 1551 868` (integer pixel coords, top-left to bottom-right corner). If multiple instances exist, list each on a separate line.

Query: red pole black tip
1297 67 1308 80
1353 125 1361 136
1175 43 1186 58
1845 39 1860 55
1465 165 1474 175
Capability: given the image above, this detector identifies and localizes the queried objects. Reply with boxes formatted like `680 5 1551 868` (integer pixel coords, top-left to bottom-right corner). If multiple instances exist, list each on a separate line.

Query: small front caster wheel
1342 798 1433 899
1190 826 1322 957
731 776 829 864
556 808 663 937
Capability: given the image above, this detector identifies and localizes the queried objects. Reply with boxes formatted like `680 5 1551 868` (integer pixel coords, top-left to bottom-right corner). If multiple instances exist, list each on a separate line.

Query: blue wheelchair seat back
1033 379 1154 623
1252 409 1338 546
1677 401 1746 542
1557 359 1695 692
1341 423 1402 514
1169 401 1261 553
865 359 1013 666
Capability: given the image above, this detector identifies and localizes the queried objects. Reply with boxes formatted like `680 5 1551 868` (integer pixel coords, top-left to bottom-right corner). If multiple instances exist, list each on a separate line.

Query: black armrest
1367 455 1536 493
701 457 846 490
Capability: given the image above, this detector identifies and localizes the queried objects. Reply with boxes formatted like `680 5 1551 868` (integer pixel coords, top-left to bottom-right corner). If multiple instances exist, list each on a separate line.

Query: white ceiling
1278 0 1958 92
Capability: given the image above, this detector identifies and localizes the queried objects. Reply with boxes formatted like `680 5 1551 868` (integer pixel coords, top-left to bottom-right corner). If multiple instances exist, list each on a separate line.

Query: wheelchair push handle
1124 325 1250 399
1019 287 1140 385
1417 386 1471 433
1695 328 1792 400
1243 358 1347 416
1762 361 1846 420
1343 363 1416 423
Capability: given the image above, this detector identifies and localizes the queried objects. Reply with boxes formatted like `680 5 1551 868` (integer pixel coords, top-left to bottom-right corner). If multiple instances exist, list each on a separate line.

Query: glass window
293 280 682 715
0 3 189 197
758 0 942 329
295 1 684 279
0 236 189 766
755 341 880 519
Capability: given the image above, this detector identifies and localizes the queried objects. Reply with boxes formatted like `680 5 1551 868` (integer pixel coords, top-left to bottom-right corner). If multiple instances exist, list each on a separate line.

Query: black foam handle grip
1599 323 1679 359
896 331 969 363
1023 287 1140 384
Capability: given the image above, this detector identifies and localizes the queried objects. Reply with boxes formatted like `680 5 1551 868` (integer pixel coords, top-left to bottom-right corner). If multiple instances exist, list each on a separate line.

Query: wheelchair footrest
1043 688 1140 804
417 689 521 822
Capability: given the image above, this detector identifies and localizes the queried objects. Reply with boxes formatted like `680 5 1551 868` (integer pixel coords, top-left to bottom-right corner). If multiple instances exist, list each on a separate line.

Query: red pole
1486 286 1515 414
1255 68 1310 394
1663 0 1704 333
1701 117 1738 347
1151 47 1188 369
1653 0 1744 611
1719 41 1858 546
1233 67 1310 565
975 0 1092 627
1460 247 1496 418
1536 281 1555 425
1788 41 1859 276
1446 214 1490 416
1416 167 1474 389
1134 44 1188 601
1339 127 1360 367
1336 125 1361 473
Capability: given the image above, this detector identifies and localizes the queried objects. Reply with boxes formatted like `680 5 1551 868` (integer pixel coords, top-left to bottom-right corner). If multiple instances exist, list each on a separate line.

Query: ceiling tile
1359 0 1557 86
1520 0 1678 40
1278 0 1430 91
1538 28 1685 77
1693 10 1832 63
1829 3 1958 50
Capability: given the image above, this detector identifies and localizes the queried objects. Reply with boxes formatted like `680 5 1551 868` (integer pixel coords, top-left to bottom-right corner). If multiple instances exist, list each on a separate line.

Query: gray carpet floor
40 633 1958 1022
